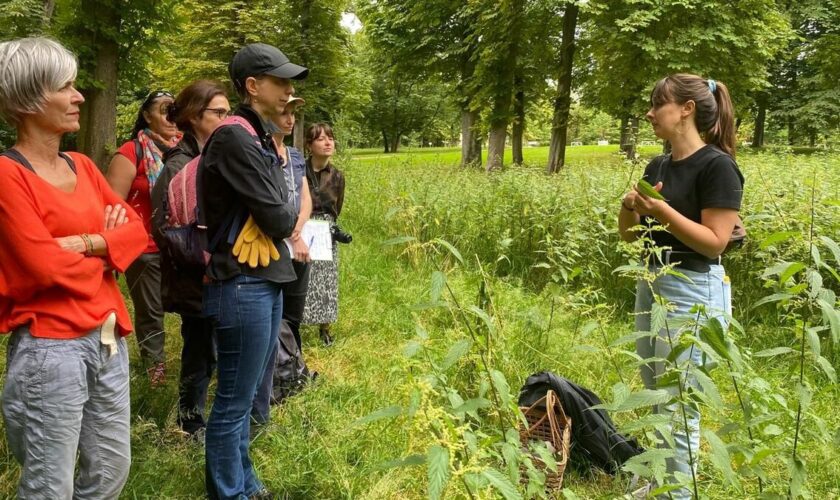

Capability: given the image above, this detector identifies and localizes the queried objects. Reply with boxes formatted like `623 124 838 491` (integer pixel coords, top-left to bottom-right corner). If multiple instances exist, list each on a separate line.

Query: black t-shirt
641 144 744 253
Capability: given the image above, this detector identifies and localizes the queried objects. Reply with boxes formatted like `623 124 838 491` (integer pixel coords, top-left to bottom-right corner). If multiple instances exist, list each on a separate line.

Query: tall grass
0 146 838 498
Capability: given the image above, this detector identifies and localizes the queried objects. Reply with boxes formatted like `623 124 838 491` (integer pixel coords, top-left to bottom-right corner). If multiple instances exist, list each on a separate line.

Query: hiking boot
319 327 333 347
147 362 166 387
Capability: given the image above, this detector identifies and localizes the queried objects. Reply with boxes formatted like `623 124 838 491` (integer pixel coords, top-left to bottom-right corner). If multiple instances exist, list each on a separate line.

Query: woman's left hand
633 181 666 217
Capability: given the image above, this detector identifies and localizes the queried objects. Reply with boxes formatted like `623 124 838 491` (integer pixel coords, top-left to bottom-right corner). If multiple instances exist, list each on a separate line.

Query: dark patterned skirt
302 214 339 325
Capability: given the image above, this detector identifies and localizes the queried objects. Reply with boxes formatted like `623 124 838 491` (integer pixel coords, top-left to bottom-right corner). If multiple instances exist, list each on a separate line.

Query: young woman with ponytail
618 74 744 498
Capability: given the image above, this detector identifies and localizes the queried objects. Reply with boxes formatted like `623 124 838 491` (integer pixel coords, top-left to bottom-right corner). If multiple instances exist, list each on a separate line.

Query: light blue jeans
635 264 730 499
2 325 131 499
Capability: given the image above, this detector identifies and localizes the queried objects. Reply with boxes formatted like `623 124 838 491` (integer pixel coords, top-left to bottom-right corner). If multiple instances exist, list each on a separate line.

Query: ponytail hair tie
707 79 717 94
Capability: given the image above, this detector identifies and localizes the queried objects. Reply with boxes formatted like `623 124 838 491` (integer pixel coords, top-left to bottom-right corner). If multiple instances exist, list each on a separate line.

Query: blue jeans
635 264 730 499
203 275 282 500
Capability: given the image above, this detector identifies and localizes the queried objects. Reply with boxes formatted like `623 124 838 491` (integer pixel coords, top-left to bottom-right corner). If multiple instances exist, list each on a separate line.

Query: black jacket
150 134 203 315
519 371 644 474
199 105 298 284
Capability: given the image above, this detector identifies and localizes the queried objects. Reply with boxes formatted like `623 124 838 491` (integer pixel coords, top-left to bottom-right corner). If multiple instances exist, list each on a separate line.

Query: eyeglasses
203 108 231 119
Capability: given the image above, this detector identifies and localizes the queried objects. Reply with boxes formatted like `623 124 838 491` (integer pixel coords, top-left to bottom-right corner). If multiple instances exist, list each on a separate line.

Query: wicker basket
518 390 571 492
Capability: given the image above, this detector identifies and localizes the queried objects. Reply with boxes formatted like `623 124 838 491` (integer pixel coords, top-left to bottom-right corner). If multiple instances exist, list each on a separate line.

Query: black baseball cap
229 43 309 91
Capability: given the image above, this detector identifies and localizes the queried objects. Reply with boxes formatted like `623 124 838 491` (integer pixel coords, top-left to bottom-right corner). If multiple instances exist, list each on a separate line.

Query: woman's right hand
292 236 311 263
104 204 128 230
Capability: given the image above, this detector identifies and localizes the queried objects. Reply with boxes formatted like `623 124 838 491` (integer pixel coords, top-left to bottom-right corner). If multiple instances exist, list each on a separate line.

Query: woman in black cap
106 90 180 386
199 43 307 500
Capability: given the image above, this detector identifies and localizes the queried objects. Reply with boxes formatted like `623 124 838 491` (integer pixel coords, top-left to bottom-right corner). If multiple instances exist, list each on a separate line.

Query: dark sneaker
249 487 274 500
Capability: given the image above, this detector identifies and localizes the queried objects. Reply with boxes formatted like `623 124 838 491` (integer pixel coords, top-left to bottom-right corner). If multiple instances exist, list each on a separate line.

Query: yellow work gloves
232 215 281 268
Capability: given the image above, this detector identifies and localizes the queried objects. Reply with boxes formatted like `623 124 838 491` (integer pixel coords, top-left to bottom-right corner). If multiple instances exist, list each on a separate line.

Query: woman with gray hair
0 37 147 498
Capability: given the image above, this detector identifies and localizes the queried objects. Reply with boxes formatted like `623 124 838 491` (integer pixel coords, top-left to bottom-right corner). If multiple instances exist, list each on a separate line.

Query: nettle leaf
806 269 823 297
820 236 840 265
816 299 840 344
581 321 599 338
481 468 522 500
788 456 807 499
611 330 655 347
751 293 795 309
430 271 446 303
441 339 473 371
415 324 430 340
467 305 496 334
452 397 491 415
699 317 732 362
759 231 799 249
762 261 792 279
490 369 513 406
427 445 450 500
354 406 403 426
404 340 423 358
815 355 837 383
651 301 669 333
619 413 672 434
594 389 673 412
779 262 807 284
796 384 813 414
692 367 723 408
754 347 795 358
432 238 464 265
811 246 823 269
703 429 739 487
806 327 821 358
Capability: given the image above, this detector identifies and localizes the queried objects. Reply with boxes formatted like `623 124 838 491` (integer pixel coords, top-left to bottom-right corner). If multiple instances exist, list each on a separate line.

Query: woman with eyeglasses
106 90 181 386
150 80 230 437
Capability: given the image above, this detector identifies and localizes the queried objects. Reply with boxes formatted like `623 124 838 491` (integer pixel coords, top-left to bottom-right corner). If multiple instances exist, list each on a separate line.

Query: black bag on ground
270 319 316 404
518 371 644 474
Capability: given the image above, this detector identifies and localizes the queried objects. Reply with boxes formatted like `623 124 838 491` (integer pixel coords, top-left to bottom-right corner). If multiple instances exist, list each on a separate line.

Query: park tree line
1 0 838 172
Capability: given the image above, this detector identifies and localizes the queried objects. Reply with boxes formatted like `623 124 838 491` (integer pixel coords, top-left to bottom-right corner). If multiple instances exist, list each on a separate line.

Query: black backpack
518 371 644 474
269 319 316 403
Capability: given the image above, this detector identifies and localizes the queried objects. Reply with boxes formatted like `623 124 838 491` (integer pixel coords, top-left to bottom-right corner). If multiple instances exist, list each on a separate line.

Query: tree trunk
752 101 765 148
460 109 481 168
788 118 795 146
43 0 56 25
486 126 507 171
382 130 390 153
546 2 579 174
77 38 118 171
390 134 401 153
512 85 525 165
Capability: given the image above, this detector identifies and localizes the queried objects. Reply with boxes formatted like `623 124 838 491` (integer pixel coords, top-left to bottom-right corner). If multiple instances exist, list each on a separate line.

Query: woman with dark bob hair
619 73 744 498
0 37 147 498
301 123 346 346
106 88 181 386
150 79 231 437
